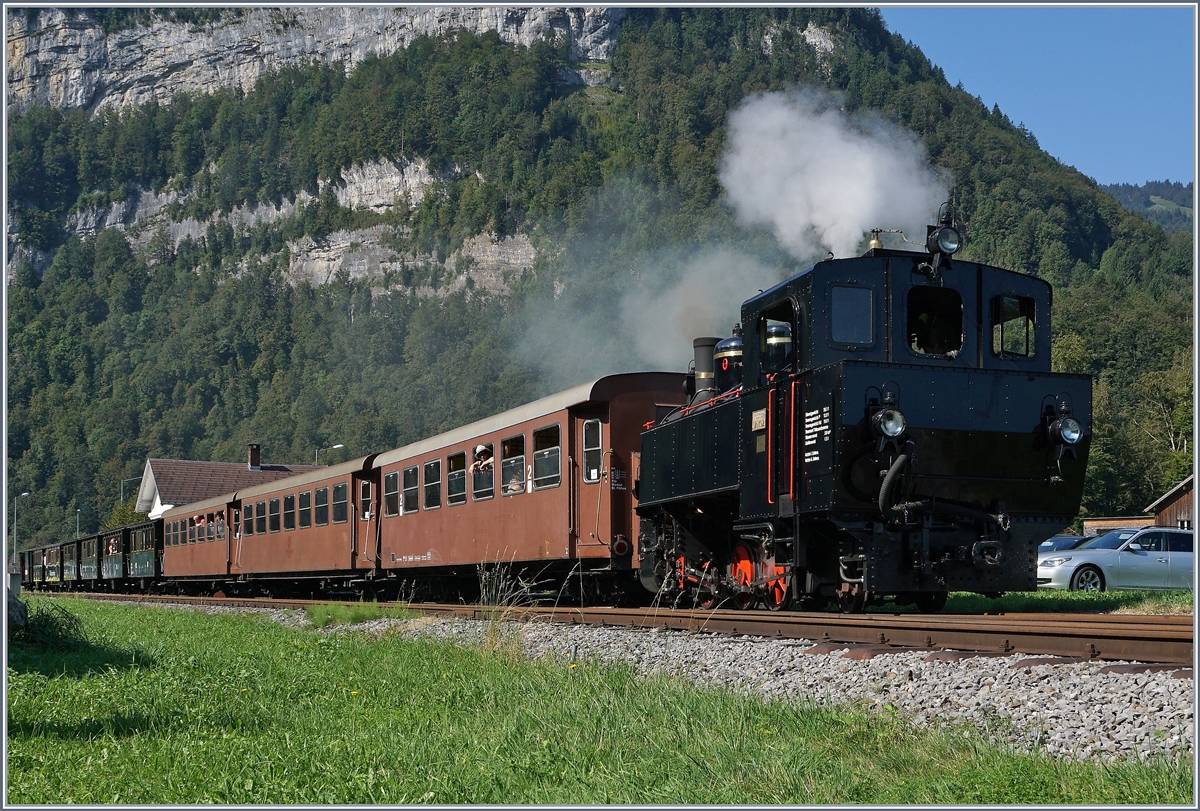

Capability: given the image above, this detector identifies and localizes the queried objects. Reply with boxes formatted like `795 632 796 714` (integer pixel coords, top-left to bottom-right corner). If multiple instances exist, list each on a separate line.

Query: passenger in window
504 470 524 494
469 445 494 475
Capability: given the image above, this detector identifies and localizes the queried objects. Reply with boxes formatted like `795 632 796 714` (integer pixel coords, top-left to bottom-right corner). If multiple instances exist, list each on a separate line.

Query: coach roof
373 372 681 468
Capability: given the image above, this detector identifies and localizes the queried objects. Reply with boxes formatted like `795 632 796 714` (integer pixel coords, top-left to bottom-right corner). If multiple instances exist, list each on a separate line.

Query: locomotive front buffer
636 208 1091 612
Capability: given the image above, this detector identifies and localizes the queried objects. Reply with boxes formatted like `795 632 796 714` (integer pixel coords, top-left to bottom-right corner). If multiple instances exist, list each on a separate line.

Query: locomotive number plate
751 408 767 431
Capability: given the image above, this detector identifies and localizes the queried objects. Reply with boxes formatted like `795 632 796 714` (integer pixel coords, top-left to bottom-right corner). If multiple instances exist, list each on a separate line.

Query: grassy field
304 601 421 629
7 596 1193 804
861 589 1194 615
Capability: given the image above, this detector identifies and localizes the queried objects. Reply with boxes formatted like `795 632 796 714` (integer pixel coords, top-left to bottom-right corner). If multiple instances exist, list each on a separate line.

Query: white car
1037 527 1194 591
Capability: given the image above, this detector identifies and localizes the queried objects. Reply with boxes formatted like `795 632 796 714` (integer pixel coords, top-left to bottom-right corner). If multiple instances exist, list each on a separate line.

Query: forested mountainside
7 7 1192 547
1100 181 1194 234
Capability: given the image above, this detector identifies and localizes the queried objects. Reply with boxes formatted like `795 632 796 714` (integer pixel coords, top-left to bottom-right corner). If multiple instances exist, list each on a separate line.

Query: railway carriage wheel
763 562 792 611
836 583 866 614
729 542 757 609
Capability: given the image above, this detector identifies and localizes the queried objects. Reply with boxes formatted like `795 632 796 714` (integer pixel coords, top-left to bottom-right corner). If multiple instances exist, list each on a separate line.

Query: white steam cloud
619 248 778 369
719 88 950 259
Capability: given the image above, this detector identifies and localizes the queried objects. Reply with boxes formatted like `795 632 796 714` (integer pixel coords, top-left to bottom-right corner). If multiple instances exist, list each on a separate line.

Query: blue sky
880 5 1195 187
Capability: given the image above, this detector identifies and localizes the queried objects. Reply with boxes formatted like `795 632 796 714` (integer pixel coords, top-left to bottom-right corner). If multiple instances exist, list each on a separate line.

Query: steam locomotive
18 212 1090 613
634 210 1091 611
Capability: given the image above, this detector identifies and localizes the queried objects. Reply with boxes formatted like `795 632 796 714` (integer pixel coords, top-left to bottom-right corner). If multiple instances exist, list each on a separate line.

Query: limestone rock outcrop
7 7 626 114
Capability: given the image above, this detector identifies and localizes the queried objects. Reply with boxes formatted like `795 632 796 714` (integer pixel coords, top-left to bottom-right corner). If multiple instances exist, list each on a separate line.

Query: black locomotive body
636 228 1091 612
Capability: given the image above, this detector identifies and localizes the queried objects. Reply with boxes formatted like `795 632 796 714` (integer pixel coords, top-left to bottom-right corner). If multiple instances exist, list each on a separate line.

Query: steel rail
70 593 1194 664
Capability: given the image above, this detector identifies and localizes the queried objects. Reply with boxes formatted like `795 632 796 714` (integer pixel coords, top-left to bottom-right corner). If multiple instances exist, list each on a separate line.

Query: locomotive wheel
729 542 757 609
763 564 792 611
836 583 866 614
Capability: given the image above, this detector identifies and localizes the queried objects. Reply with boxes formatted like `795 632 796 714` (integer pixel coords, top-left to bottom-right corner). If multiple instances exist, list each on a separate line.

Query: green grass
7 596 1193 804
935 589 1194 616
304 601 421 629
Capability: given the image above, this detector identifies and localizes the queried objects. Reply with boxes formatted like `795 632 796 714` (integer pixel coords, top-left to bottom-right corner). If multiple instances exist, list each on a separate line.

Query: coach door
573 412 609 557
354 473 378 569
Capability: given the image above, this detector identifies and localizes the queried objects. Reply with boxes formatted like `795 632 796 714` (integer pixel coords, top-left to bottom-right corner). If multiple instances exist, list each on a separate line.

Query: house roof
1144 474 1194 514
135 459 325 513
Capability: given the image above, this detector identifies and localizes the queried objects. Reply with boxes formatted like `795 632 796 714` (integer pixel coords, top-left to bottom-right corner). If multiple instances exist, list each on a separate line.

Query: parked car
1037 527 1193 591
1038 533 1097 553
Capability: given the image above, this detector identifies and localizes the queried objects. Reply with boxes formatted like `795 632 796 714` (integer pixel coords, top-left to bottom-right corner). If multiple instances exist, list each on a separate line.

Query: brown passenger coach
153 373 685 599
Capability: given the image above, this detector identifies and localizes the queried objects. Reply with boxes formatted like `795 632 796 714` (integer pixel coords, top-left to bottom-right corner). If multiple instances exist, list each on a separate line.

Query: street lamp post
13 491 30 557
76 509 80 539
120 476 141 503
315 443 344 465
11 491 30 593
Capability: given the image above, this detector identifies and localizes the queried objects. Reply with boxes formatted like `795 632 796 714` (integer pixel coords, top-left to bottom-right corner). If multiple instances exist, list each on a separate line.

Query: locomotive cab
637 211 1091 613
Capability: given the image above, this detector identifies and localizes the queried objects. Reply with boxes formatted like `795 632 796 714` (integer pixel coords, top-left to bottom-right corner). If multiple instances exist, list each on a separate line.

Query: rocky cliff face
6 6 626 114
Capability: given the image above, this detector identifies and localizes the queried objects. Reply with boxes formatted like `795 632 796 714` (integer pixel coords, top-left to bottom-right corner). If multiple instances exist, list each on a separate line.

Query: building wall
1082 516 1153 535
1154 487 1194 529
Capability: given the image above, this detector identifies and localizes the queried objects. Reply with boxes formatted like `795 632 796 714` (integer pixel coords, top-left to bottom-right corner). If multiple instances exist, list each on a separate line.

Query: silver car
1037 527 1194 591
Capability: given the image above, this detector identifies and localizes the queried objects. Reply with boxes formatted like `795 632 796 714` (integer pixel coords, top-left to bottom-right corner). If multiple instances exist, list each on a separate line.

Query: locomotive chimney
691 337 720 404
247 443 261 472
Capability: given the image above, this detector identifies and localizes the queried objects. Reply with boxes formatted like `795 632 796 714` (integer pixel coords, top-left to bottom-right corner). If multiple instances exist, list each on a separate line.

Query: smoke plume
514 87 950 390
719 88 950 259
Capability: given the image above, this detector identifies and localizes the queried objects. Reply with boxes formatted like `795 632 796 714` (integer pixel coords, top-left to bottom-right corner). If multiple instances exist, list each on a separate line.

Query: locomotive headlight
1050 416 1083 445
872 408 907 438
927 226 961 256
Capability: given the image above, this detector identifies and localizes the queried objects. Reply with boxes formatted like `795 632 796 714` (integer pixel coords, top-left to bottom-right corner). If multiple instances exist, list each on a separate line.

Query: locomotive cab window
472 442 495 501
424 460 442 509
447 452 467 506
402 466 419 514
383 472 400 517
908 287 964 356
583 420 602 484
991 295 1036 357
830 286 873 345
758 301 795 377
533 425 561 489
333 483 349 523
501 435 526 495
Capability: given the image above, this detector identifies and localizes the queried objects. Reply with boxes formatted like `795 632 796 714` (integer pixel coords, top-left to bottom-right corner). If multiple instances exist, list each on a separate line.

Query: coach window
176 519 183 545
299 491 311 528
447 453 467 506
269 499 281 532
501 435 526 496
991 295 1036 358
402 466 419 514
283 495 295 531
255 501 267 534
188 518 196 544
909 287 963 357
216 515 225 540
231 511 239 540
583 420 602 484
332 483 348 523
243 507 253 537
533 425 561 489
830 286 873 346
207 513 216 541
315 488 329 525
384 472 400 517
472 443 495 501
424 460 442 509
360 481 372 520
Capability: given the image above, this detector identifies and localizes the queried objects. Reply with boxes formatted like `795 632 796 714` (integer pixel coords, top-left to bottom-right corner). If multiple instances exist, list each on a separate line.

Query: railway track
70 592 1194 667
